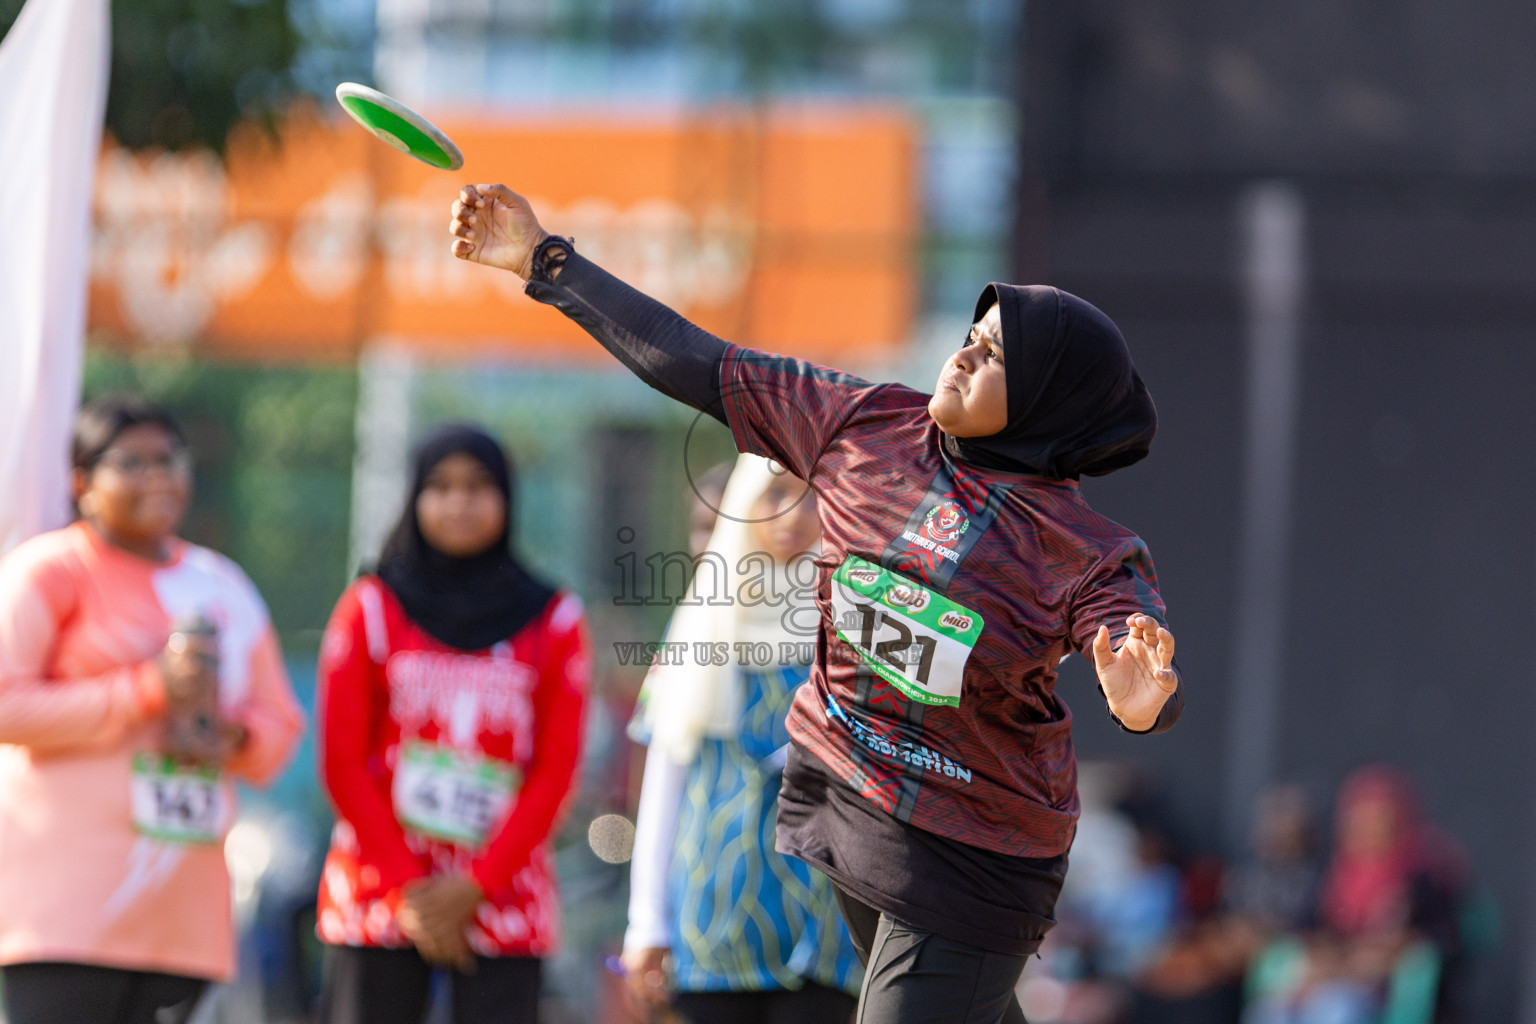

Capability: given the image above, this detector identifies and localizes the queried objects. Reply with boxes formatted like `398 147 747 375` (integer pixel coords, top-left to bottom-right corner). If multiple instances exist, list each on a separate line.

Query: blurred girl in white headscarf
620 454 862 1024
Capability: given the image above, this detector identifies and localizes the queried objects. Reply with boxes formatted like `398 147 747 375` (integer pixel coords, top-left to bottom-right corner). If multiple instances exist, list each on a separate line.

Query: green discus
334 82 465 171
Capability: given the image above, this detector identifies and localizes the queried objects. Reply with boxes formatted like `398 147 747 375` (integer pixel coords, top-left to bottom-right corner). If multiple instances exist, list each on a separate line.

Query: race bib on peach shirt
130 753 230 844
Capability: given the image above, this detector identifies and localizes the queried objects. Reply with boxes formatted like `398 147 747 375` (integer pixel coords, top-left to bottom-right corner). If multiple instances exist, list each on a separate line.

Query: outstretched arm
449 184 727 421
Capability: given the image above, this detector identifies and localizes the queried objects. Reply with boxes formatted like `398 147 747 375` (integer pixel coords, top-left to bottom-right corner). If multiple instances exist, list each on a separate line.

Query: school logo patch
920 501 970 547
883 464 1009 593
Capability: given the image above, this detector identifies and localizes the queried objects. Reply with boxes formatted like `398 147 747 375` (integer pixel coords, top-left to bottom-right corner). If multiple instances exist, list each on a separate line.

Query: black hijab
377 425 557 651
943 283 1157 478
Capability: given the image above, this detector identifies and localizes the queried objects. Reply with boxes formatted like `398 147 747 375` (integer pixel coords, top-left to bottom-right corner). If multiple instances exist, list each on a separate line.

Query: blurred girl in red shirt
315 425 589 1024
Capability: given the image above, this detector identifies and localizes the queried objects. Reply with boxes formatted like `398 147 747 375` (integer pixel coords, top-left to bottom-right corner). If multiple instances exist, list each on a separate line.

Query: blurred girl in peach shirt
0 396 304 1024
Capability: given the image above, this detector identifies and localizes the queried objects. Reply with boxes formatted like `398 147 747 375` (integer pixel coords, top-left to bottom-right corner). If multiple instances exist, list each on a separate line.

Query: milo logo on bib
847 567 881 587
884 584 930 613
831 555 984 707
939 611 974 633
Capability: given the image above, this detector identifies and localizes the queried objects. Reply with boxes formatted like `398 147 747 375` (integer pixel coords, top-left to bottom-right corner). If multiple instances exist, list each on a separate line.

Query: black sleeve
523 244 728 423
1132 680 1184 735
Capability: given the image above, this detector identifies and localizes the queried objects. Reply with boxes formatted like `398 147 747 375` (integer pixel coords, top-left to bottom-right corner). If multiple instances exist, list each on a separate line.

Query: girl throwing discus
448 184 1182 1024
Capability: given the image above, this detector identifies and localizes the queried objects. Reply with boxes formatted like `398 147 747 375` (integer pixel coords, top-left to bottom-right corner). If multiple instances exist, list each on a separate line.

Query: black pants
834 887 1029 1024
318 945 542 1024
672 980 857 1024
1 961 207 1024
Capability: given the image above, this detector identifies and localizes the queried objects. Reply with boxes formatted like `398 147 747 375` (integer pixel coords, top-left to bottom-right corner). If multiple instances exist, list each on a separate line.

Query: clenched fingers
448 211 476 258
1124 614 1160 644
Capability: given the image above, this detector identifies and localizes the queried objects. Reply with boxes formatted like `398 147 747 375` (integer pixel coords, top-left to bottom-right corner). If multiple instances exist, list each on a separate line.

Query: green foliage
0 0 298 153
83 351 358 652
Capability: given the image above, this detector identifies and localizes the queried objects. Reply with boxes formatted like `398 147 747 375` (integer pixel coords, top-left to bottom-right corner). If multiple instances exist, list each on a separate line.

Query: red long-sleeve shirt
315 576 589 957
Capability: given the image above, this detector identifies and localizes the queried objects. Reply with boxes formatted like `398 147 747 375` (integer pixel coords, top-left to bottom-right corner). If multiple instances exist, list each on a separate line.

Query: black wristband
530 234 575 283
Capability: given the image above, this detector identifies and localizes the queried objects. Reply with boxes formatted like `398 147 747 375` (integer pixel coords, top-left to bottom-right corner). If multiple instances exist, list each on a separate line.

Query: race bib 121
830 555 984 707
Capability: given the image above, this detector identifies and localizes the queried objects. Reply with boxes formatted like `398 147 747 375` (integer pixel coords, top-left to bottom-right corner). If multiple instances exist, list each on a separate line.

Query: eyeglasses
94 449 192 479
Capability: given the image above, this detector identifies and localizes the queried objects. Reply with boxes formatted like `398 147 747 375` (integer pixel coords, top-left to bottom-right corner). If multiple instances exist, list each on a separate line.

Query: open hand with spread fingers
1091 614 1178 733
448 183 548 280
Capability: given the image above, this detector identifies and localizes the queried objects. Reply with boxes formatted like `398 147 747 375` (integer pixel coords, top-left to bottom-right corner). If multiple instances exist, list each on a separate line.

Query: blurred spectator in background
1244 766 1468 1024
1089 821 1183 981
1017 765 1476 1024
1122 786 1321 1024
0 395 304 1024
685 463 733 563
622 454 862 1024
1226 786 1323 936
314 425 590 1024
1319 767 1465 950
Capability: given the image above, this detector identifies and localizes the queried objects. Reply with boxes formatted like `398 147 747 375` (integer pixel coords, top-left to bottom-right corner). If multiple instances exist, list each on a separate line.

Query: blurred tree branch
0 0 298 154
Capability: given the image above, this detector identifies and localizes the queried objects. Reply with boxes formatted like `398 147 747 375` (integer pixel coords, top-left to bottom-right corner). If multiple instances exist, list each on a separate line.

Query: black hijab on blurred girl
943 283 1157 479
378 425 556 651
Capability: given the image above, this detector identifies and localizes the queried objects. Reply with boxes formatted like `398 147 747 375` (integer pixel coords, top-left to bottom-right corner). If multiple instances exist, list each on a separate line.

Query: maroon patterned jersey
720 346 1168 858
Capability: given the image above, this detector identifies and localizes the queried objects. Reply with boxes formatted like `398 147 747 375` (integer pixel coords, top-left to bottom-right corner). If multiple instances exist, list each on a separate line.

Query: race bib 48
830 555 984 707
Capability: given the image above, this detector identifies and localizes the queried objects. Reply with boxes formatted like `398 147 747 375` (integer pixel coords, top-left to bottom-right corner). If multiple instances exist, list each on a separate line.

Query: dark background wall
1018 3 1536 1019
1018 0 1536 178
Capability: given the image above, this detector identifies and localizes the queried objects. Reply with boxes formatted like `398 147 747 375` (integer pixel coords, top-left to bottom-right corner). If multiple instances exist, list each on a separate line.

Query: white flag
0 0 111 553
